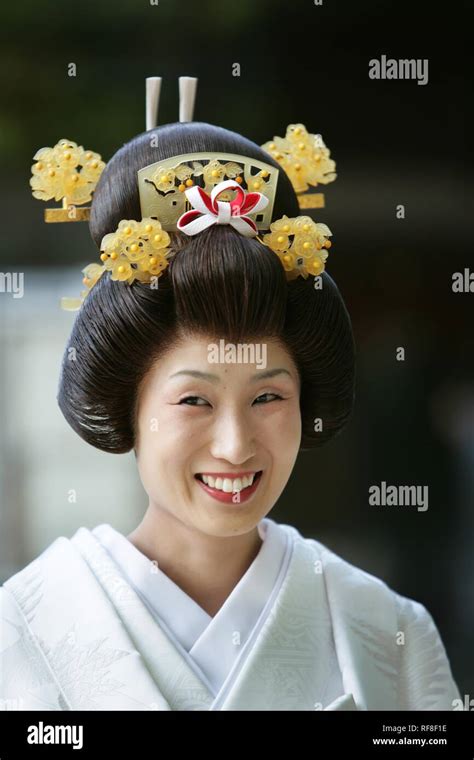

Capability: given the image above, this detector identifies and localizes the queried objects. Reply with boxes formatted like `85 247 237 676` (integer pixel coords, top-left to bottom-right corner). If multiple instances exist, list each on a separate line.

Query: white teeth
200 473 256 492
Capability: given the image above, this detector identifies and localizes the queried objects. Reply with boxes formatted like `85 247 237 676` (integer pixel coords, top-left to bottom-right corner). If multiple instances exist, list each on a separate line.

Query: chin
196 509 265 537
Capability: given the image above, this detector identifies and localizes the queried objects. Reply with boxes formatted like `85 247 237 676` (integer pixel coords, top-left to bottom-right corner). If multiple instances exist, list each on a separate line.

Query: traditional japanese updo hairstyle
57 122 356 454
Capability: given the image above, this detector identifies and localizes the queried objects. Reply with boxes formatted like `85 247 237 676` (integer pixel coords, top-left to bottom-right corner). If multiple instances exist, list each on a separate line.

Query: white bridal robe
0 517 461 711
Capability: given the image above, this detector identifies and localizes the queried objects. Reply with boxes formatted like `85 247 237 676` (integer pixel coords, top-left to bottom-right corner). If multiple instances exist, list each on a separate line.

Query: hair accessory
29 76 337 310
146 77 162 130
179 76 198 122
174 181 332 280
138 152 278 229
60 218 173 311
261 124 336 210
259 215 332 280
30 138 105 222
145 75 197 130
177 179 268 237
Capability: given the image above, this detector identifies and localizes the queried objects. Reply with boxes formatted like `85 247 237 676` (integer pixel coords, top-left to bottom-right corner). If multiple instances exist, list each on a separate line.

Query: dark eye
179 393 283 407
179 396 209 406
253 393 283 404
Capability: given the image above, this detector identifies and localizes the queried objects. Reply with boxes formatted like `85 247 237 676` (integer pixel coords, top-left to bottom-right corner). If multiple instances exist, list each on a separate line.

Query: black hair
57 121 356 453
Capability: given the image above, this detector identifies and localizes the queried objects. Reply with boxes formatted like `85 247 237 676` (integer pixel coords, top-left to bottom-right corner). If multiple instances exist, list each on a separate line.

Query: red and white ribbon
177 179 269 238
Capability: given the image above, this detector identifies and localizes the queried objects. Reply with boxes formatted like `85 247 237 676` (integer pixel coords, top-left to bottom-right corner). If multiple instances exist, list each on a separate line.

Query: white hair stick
146 77 162 131
179 77 198 122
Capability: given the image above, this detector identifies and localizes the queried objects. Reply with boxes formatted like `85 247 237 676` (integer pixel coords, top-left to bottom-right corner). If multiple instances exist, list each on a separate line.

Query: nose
209 406 257 464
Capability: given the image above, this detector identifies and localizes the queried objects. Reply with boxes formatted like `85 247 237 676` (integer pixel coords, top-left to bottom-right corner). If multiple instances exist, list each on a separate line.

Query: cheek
138 399 188 446
269 404 301 472
136 404 196 476
265 399 301 441
270 403 301 477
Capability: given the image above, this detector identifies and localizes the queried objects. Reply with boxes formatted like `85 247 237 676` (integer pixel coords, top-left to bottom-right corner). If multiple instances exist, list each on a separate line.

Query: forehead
152 335 300 384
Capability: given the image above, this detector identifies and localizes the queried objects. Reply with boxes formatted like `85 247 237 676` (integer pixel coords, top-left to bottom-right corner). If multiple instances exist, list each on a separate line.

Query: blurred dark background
0 0 471 699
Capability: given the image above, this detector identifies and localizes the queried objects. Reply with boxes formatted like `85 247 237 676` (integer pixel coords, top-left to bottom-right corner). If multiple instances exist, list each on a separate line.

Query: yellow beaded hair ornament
261 123 337 209
29 76 336 309
30 139 105 222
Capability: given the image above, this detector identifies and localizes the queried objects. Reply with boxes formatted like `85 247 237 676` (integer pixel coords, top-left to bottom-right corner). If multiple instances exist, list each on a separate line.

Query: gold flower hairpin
30 138 105 222
61 218 173 311
260 215 332 280
261 123 336 208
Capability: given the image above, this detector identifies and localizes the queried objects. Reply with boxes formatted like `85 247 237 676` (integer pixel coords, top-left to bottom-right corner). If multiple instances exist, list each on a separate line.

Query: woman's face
135 334 302 537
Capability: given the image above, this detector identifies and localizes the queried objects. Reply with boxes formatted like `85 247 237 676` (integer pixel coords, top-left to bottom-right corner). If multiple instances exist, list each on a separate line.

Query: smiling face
134 332 302 538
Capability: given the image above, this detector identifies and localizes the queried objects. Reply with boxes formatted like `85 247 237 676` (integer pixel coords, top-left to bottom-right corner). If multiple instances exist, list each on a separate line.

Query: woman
0 89 461 710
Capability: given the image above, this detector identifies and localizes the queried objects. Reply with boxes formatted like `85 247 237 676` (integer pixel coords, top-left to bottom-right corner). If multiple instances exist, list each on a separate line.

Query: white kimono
0 518 461 711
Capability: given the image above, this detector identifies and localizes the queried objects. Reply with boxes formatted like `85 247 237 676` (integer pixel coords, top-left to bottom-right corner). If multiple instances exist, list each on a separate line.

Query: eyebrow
169 368 294 384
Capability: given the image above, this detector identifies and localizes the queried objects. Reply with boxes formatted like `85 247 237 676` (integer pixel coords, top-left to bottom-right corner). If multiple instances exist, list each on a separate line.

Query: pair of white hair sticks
146 76 197 130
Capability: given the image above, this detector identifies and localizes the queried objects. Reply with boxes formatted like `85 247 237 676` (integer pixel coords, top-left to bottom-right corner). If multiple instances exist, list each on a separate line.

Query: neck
126 506 263 617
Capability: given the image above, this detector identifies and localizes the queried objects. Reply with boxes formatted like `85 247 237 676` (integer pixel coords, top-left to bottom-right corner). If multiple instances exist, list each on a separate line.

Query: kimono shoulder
298 531 462 711
0 535 173 711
